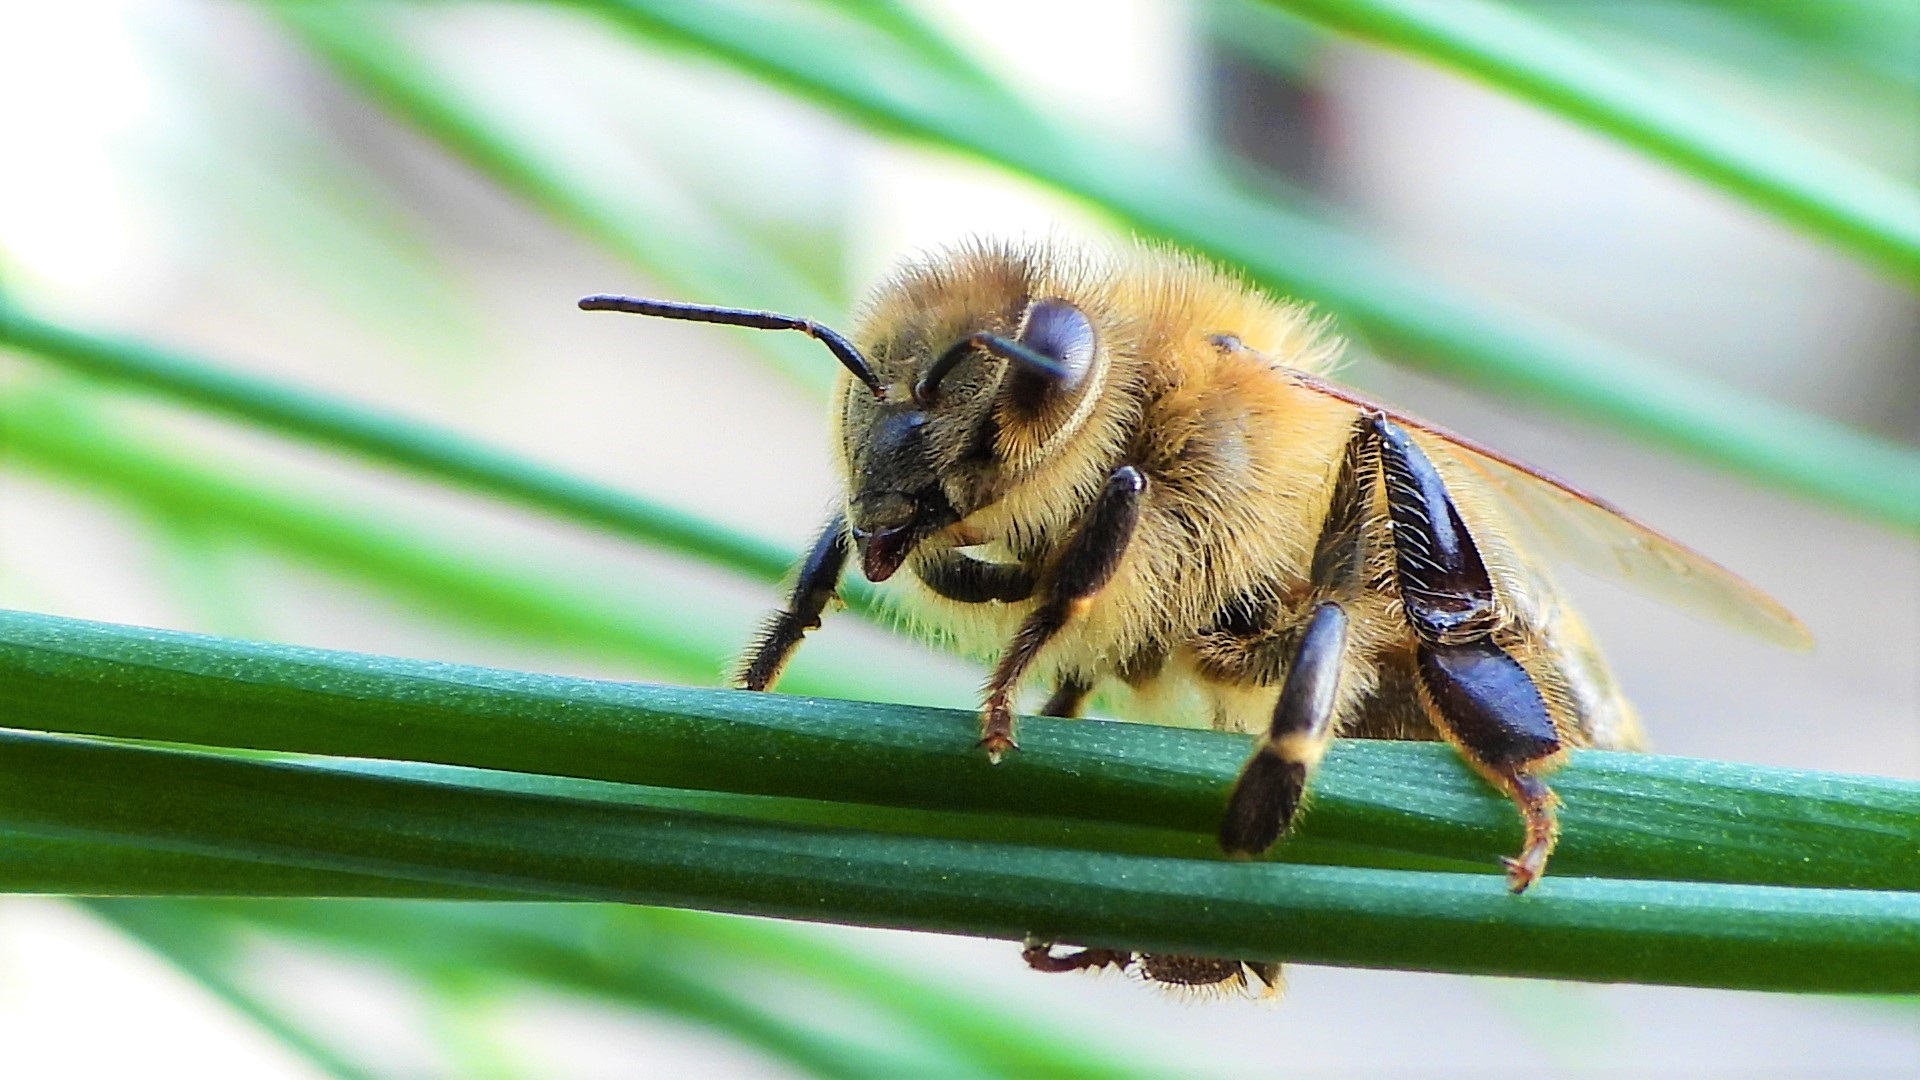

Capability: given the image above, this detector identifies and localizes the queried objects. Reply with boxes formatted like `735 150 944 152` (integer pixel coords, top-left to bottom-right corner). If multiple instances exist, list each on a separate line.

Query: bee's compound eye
1021 298 1096 389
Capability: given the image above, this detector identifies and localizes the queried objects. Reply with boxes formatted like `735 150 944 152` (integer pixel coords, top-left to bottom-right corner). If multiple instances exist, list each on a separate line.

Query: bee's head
579 247 1105 583
838 283 1104 582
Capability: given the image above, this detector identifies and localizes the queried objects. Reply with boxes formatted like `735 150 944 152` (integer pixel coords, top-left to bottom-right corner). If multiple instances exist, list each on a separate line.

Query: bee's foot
978 730 1019 764
1501 776 1558 893
1501 846 1549 893
979 704 1019 763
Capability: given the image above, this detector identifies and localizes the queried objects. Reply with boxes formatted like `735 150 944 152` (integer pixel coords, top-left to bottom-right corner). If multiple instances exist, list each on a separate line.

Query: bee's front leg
734 512 850 691
978 465 1146 761
914 549 1035 603
1373 417 1566 892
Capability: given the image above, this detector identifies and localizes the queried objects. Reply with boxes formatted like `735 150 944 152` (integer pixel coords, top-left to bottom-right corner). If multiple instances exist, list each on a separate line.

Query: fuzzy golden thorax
831 239 1336 593
831 238 1343 668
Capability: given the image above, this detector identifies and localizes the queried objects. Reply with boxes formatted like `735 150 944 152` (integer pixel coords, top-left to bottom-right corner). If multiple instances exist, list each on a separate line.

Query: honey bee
580 237 1810 994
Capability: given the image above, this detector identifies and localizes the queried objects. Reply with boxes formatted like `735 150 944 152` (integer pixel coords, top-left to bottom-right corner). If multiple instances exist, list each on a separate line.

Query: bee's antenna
578 295 882 397
916 332 1067 406
916 298 1092 406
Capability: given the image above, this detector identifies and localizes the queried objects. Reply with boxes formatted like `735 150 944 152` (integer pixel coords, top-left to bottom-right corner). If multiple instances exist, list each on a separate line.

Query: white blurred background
1 1 1915 1076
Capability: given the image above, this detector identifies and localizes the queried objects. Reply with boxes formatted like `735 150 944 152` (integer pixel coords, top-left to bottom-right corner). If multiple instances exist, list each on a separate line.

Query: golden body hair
843 239 1641 752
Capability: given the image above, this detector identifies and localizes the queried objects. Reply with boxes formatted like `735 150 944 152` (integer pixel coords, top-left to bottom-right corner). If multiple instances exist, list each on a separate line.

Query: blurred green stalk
0 385 907 700
89 900 955 1080
271 2 849 396
153 900 1161 1080
86 904 389 1080
1265 0 1920 279
0 308 791 580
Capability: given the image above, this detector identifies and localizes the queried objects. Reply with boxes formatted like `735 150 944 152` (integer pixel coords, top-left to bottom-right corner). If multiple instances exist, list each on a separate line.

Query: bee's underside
584 239 1803 995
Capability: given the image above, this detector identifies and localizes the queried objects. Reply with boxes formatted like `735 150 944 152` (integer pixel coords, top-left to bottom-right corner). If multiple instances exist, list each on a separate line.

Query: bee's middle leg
979 465 1146 760
1217 602 1355 854
1212 416 1379 856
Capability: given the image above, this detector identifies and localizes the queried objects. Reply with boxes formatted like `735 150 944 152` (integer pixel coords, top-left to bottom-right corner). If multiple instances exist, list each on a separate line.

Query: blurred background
0 1 1914 1076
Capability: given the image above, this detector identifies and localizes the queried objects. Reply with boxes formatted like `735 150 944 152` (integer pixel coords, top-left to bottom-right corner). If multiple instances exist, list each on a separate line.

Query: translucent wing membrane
1284 371 1813 651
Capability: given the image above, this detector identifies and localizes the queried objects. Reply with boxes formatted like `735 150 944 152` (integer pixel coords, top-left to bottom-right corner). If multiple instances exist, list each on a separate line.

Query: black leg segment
1021 939 1133 975
1213 416 1381 857
1309 415 1382 597
1219 601 1349 855
914 550 1035 603
1372 415 1499 641
1417 638 1560 768
1049 465 1147 602
734 513 850 692
1371 414 1566 891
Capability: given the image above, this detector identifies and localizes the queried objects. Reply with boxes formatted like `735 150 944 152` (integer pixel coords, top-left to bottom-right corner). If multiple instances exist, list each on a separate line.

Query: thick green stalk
1265 0 1920 279
4 609 1915 891
0 731 1911 994
586 0 1920 527
0 755 1454 883
0 831 497 898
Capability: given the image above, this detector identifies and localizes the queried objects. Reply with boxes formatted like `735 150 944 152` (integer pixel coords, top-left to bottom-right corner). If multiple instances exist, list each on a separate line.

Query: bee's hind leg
1021 937 1134 975
1373 417 1565 892
1022 940 1281 998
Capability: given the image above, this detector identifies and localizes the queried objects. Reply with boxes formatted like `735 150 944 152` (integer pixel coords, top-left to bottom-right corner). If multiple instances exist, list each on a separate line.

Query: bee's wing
1286 371 1813 650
